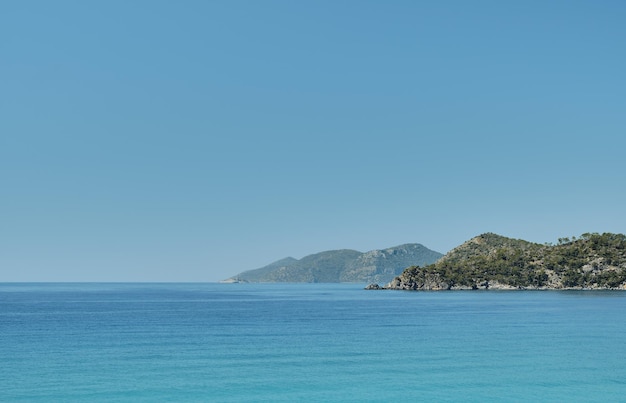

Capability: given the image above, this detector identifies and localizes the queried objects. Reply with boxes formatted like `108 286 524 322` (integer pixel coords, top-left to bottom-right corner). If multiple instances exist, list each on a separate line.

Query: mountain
224 243 443 283
384 232 626 290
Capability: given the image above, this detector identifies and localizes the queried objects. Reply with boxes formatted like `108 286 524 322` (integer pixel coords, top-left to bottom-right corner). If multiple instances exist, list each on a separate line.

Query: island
223 243 443 284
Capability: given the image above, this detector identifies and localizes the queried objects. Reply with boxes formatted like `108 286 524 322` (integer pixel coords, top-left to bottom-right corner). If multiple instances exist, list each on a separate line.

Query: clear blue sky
2 1 625 281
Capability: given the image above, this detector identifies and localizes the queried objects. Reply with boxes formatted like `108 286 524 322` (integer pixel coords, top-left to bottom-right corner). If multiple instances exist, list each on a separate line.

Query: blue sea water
1 283 626 402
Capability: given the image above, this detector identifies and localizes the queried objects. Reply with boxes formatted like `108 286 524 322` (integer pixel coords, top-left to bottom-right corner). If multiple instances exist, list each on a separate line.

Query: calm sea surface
1 283 625 402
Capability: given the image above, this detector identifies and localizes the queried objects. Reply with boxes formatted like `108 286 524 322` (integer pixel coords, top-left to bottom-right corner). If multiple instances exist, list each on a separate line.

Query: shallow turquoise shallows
1 283 626 402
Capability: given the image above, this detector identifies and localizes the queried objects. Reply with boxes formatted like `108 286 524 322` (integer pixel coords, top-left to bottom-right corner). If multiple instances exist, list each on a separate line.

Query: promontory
383 232 626 290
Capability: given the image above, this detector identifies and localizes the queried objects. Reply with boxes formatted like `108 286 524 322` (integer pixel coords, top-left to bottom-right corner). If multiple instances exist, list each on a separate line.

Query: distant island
223 244 443 284
379 232 626 291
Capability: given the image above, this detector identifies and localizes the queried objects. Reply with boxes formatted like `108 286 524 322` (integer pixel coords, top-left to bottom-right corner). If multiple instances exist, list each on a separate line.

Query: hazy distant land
223 244 443 284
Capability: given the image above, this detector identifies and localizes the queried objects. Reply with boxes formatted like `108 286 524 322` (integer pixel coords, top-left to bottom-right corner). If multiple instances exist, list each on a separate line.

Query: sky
1 0 625 282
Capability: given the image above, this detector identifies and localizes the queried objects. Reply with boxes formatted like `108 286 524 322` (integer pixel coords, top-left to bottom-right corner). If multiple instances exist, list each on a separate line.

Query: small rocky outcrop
364 283 382 290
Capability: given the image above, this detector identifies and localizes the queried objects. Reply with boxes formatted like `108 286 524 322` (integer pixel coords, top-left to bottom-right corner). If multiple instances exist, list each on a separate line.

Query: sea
1 283 625 402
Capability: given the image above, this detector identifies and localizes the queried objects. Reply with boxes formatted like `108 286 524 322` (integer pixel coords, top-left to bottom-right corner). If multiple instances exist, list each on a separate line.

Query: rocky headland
372 232 626 291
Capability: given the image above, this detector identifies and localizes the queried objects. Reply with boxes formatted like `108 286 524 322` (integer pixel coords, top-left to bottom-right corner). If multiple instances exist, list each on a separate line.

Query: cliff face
225 243 443 284
385 233 626 290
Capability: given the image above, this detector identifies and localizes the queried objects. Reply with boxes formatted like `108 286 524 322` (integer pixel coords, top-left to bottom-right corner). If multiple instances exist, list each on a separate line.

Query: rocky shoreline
366 280 626 291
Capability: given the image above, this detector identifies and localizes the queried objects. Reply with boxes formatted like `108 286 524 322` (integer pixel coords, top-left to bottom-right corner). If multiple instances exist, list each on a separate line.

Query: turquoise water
1 283 626 402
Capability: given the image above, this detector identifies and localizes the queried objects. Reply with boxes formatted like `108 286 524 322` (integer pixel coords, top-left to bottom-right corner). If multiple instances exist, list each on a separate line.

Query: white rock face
486 281 518 290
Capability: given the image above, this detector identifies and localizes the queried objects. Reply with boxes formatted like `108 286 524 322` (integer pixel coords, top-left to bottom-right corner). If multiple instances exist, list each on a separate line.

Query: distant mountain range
384 232 626 290
224 244 443 284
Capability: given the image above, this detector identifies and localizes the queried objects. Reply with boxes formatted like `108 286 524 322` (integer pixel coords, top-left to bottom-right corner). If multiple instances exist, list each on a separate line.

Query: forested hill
224 243 443 284
385 233 626 290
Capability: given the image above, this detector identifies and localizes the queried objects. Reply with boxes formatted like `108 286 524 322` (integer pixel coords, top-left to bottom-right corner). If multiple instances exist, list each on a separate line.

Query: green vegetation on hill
386 233 626 290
